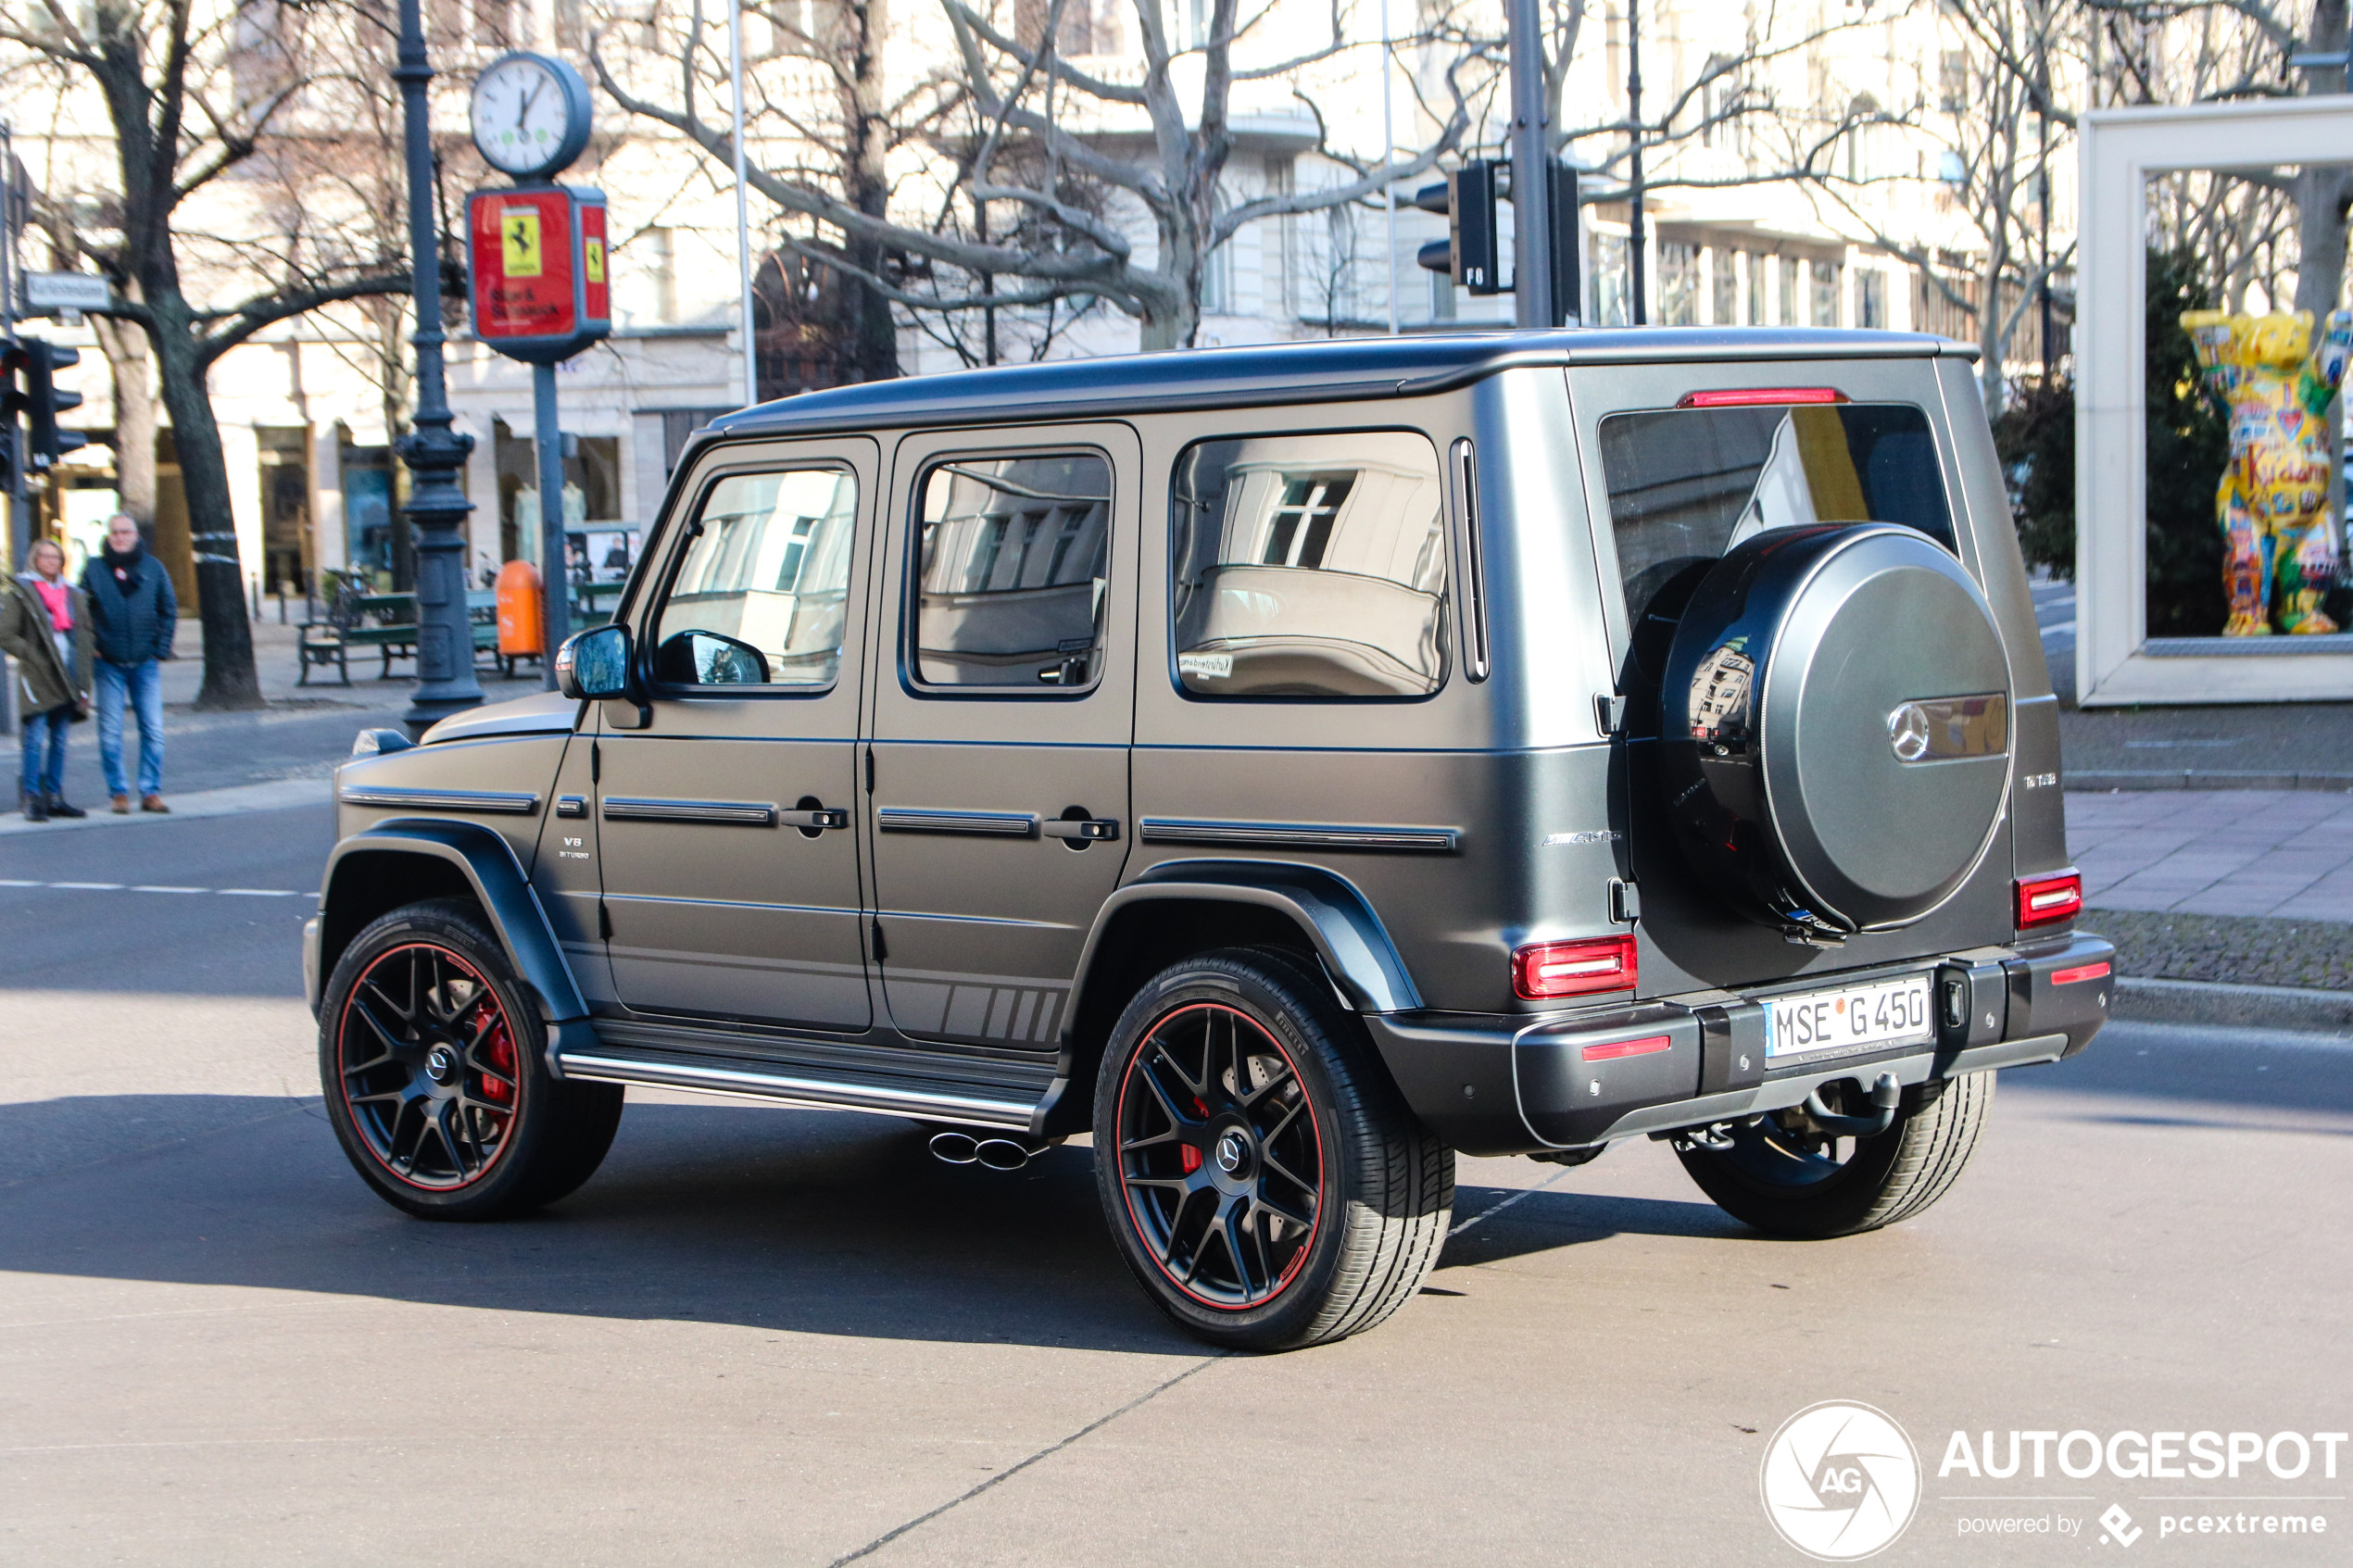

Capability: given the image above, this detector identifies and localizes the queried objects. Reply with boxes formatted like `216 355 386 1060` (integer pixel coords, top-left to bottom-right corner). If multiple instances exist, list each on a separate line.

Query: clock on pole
464 50 606 688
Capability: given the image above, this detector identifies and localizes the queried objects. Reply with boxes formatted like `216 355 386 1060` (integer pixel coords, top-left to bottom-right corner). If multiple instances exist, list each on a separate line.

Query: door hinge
1594 694 1627 735
871 919 887 962
1609 877 1641 924
590 739 601 783
598 899 612 940
864 747 875 794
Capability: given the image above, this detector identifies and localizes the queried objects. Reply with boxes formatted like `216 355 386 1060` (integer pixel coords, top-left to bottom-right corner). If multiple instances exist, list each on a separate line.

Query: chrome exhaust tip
927 1131 980 1164
974 1137 1034 1172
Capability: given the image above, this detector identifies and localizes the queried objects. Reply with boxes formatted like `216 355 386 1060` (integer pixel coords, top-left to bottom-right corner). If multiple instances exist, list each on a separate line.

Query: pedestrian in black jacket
79 513 177 813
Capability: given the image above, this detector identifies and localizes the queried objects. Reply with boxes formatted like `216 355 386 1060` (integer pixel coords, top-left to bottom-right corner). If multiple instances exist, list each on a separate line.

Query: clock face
471 55 585 178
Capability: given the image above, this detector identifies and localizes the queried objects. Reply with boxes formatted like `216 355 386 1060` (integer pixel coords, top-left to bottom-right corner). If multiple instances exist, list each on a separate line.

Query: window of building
1778 256 1796 326
1857 268 1888 329
1659 241 1700 325
1712 247 1741 325
1746 252 1767 327
651 468 857 689
1811 258 1841 327
912 453 1112 688
1170 433 1447 699
1591 232 1629 326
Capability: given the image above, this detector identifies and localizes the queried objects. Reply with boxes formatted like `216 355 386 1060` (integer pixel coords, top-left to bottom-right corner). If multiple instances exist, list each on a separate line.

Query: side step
551 1030 1048 1131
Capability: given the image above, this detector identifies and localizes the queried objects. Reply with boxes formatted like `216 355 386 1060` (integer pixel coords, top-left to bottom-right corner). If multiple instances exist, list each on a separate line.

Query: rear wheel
321 898 623 1221
1674 1073 1994 1239
1093 949 1453 1351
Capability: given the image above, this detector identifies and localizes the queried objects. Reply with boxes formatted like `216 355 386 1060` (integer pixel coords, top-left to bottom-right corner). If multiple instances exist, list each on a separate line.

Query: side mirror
555 624 633 701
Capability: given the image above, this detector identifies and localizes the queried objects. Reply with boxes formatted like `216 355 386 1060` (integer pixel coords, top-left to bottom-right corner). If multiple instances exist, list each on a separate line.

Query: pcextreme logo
1761 1400 1923 1561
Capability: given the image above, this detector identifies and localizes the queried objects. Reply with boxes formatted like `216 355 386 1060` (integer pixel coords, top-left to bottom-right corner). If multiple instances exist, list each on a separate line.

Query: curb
2112 975 2353 1035
2067 770 2353 793
0 776 332 837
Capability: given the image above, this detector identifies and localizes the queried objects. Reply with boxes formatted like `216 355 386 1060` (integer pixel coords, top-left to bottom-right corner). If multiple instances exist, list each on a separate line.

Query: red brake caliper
481 1015 515 1105
1179 1096 1207 1173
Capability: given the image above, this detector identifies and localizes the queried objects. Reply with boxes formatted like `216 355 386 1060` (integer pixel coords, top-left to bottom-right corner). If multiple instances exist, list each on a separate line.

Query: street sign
24 271 110 312
465 185 610 364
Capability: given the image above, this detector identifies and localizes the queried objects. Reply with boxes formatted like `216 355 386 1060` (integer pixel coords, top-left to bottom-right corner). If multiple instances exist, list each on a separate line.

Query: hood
420 690 581 746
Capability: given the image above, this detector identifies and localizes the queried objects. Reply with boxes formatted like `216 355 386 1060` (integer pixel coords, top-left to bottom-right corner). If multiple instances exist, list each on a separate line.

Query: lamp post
395 0 484 740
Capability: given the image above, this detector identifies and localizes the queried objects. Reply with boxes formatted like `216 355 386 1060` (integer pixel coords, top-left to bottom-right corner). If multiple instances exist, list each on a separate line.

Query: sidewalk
1 618 541 805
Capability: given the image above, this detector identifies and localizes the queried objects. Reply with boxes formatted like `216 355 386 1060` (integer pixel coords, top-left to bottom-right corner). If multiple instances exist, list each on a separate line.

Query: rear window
1597 403 1954 621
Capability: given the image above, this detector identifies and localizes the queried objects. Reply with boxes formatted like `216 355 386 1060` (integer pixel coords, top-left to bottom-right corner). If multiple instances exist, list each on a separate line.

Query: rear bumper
1364 932 2114 1158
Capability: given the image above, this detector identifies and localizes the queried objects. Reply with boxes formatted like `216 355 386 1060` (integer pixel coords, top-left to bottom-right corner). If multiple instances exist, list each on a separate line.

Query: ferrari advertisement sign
466 184 610 363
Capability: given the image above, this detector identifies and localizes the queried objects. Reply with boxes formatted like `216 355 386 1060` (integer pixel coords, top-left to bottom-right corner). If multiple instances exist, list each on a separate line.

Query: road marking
0 880 304 897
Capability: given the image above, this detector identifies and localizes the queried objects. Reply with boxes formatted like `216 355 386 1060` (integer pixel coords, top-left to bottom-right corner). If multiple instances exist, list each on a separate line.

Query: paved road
2 807 2347 1565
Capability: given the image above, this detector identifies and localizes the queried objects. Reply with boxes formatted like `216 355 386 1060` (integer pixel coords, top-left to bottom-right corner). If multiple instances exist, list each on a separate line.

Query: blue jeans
19 704 69 800
95 658 165 798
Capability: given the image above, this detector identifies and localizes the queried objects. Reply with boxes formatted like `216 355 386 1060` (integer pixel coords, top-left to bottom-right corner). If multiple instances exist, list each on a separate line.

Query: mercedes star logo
1887 702 1931 763
1214 1131 1247 1174
425 1046 458 1084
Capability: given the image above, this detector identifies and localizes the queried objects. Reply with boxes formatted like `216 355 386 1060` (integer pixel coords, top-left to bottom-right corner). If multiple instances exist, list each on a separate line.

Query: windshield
1597 402 1954 622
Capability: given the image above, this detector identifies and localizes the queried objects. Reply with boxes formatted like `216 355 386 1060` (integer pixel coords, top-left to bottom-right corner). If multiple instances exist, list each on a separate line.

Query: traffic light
0 338 25 496
1414 160 1503 295
19 338 86 470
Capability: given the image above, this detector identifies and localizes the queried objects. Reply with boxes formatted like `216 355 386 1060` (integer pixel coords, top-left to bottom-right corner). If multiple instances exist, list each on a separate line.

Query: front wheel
1675 1072 1994 1239
1092 949 1453 1351
320 898 623 1221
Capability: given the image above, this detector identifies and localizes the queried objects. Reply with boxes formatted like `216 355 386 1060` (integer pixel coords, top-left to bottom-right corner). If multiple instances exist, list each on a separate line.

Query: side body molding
316 818 592 1042
1074 859 1423 1018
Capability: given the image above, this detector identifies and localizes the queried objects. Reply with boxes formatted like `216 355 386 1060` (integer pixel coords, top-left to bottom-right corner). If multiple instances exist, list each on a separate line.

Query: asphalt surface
2 805 2347 1564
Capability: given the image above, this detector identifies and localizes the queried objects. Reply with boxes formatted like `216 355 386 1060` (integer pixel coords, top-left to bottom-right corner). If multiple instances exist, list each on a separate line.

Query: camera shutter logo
1760 1401 1921 1560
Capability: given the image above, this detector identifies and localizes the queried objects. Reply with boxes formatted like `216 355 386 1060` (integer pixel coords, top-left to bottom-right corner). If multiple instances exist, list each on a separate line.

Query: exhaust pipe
926 1130 1056 1170
927 1131 980 1164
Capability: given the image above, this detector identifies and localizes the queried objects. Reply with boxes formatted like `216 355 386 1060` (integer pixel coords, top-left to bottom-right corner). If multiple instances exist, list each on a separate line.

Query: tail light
1513 935 1638 1000
2016 872 2082 930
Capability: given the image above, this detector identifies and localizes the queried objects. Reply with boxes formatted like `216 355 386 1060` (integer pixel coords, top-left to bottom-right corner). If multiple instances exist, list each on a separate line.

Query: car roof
702 327 1969 443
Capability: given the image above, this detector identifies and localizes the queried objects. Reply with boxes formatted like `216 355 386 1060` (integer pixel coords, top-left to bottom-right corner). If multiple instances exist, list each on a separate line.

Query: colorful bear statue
2180 307 2353 635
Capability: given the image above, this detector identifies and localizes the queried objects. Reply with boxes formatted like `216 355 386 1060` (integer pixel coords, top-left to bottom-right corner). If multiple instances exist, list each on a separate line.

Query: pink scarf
33 579 71 632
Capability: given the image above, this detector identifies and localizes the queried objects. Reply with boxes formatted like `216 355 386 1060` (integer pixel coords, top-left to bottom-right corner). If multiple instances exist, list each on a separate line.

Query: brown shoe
111 795 132 814
140 794 170 814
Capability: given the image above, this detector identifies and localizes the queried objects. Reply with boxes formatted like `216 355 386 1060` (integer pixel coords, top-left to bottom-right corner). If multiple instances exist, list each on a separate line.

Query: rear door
597 439 876 1030
1566 359 2015 997
865 424 1139 1050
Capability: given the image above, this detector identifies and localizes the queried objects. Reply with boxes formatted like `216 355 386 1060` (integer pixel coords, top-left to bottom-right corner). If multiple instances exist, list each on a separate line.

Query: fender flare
317 818 590 1032
1068 859 1422 1021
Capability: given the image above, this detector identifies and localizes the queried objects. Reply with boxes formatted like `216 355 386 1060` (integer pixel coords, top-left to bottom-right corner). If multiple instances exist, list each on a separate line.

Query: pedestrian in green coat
1 538 95 821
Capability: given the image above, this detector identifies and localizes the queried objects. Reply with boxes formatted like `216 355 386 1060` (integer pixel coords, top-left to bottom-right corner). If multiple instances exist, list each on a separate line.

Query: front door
866 424 1139 1051
598 439 875 1031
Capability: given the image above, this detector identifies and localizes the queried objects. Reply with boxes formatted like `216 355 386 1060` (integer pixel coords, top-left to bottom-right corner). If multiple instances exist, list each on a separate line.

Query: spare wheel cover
1660 523 2012 936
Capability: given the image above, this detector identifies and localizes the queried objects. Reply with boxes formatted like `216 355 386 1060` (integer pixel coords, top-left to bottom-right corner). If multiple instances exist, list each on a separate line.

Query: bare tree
596 0 1494 352
0 0 414 709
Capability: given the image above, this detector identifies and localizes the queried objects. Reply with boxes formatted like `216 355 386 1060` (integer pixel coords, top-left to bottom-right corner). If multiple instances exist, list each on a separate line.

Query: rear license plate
1763 975 1934 1060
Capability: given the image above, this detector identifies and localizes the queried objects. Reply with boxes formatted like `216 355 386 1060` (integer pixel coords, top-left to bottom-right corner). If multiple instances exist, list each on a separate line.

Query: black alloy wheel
1115 1001 1325 1309
336 940 522 1190
321 898 623 1221
1093 949 1453 1351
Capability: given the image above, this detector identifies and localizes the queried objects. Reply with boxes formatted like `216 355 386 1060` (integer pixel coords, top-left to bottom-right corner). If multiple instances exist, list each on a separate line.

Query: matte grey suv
308 329 2112 1350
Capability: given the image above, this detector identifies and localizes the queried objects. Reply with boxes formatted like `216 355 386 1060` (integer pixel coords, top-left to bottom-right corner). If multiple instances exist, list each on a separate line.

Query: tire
1675 1072 1995 1239
320 897 623 1221
1092 948 1453 1351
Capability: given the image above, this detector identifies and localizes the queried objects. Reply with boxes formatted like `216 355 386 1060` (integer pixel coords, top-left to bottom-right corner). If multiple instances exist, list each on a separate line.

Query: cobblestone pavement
2068 787 2353 921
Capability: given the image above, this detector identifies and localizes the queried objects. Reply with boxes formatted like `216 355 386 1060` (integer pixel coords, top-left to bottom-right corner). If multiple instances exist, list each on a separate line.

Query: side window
1170 432 1448 698
911 452 1112 689
651 468 856 689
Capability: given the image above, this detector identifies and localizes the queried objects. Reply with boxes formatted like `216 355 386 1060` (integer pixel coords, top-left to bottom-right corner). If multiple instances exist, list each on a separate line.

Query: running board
555 1047 1042 1130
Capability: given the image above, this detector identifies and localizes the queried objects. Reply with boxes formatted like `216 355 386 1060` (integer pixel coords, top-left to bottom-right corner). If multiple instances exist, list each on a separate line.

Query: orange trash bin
497 558 545 658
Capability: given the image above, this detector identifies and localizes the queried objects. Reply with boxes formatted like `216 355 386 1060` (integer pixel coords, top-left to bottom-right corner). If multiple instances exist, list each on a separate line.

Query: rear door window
1170 432 1448 698
1597 401 1953 621
911 453 1112 689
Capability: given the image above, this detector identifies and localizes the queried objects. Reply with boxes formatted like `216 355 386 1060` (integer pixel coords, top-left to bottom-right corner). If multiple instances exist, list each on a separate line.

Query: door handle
778 808 849 830
1042 815 1119 843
